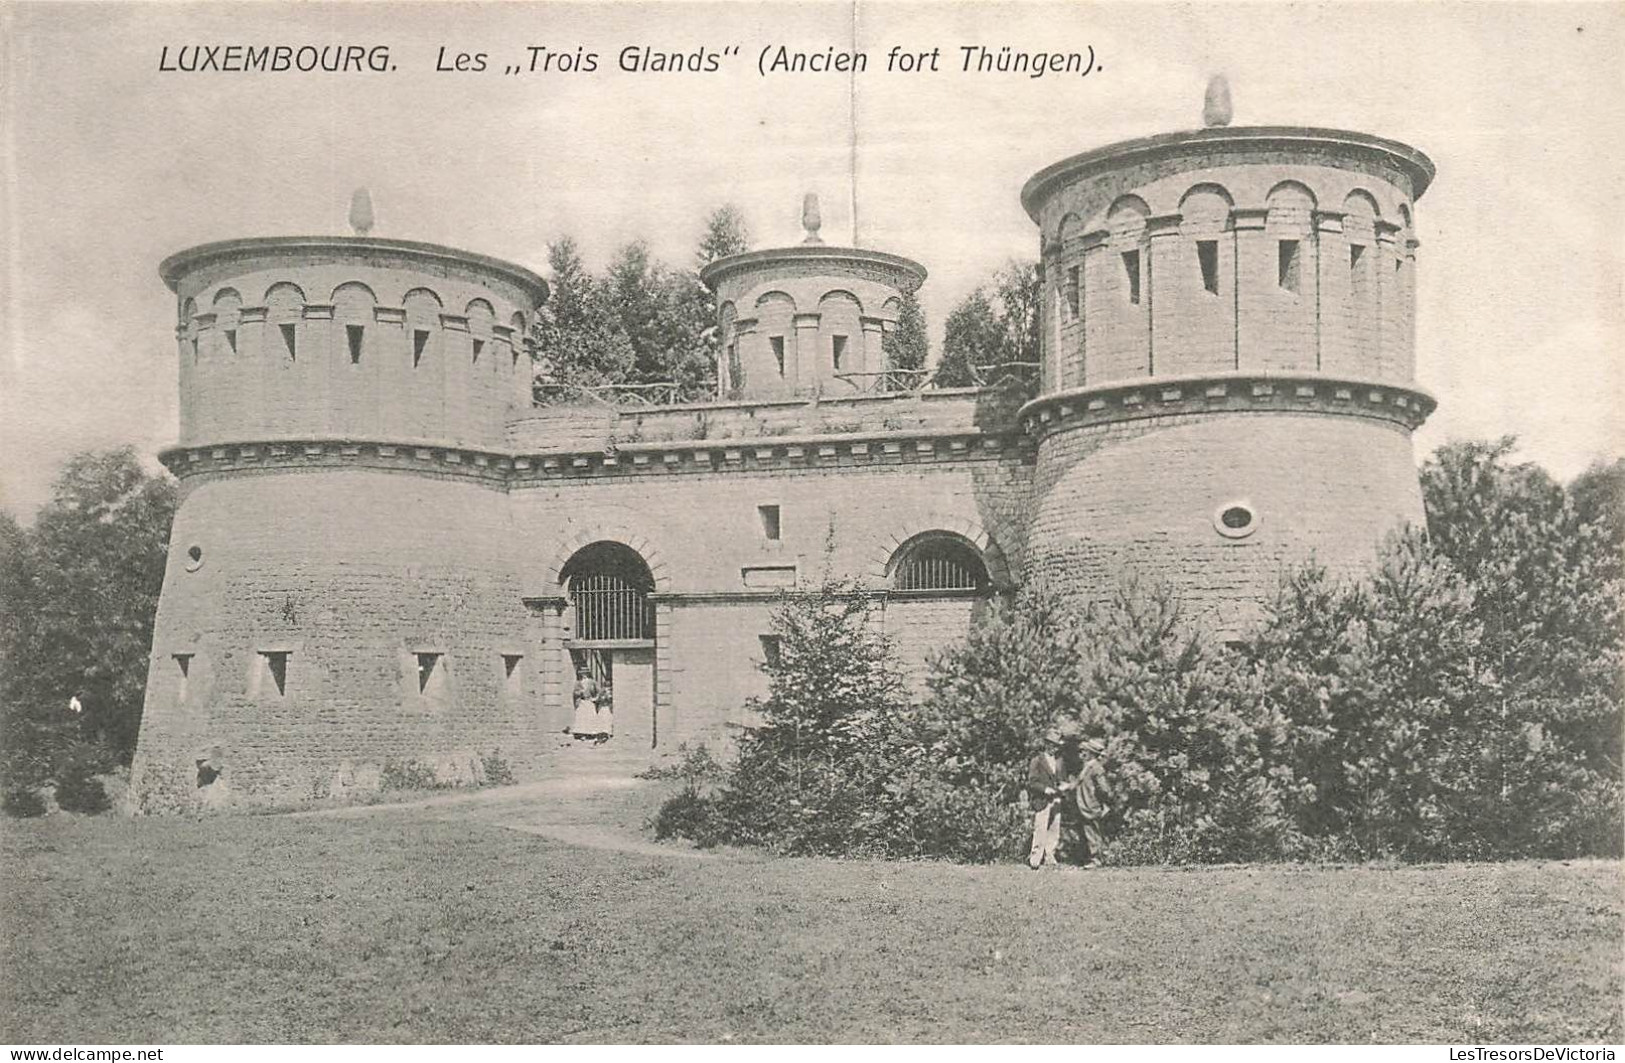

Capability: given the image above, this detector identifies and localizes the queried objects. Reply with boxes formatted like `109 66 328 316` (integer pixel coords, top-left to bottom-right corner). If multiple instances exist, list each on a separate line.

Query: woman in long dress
571 672 601 740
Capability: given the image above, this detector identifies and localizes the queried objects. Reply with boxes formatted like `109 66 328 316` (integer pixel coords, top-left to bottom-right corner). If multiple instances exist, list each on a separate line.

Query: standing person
1072 736 1113 868
1026 727 1069 870
571 669 602 741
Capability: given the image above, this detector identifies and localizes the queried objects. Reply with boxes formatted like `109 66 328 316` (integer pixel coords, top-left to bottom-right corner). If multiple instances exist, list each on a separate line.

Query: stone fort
128 104 1437 811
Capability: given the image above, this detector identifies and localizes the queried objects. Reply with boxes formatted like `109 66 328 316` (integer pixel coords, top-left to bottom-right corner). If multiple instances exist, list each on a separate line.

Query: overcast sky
3 1 1620 519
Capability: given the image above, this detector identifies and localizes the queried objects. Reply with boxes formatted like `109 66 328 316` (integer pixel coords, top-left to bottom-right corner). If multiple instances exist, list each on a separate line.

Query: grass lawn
1 808 1619 1044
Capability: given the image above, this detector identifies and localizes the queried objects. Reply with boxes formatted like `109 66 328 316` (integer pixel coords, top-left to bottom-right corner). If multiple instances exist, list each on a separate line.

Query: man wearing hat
1071 735 1113 868
1025 727 1070 869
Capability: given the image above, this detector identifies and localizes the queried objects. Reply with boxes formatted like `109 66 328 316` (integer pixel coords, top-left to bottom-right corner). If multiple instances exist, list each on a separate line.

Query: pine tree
882 288 929 378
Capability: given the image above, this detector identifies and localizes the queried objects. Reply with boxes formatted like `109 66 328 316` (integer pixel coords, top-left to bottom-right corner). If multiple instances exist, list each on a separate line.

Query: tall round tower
700 194 927 399
1019 98 1437 631
129 227 549 811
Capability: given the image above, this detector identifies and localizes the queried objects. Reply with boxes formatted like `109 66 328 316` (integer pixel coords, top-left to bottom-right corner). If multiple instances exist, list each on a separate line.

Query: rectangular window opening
1065 265 1081 319
831 334 848 371
279 323 297 360
1121 250 1141 304
259 651 289 697
770 336 786 377
174 653 193 702
759 634 782 669
502 653 523 680
472 338 485 364
415 652 441 694
758 504 781 541
346 324 364 364
1197 241 1220 295
1278 240 1302 293
412 329 430 368
224 329 237 354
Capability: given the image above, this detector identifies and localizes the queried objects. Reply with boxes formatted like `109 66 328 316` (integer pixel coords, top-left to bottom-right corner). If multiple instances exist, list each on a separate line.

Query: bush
650 787 721 845
3 787 47 818
379 760 444 792
480 751 516 787
55 768 110 814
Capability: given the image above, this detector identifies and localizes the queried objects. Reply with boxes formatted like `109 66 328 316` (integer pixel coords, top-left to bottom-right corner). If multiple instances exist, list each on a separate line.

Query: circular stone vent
1213 502 1259 540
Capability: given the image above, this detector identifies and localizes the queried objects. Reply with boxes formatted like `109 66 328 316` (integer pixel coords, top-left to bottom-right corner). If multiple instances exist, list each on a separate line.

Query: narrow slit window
224 329 237 353
413 329 430 368
1278 240 1301 293
472 338 485 364
1121 250 1141 304
1350 245 1370 303
416 652 441 694
279 323 297 359
259 651 289 697
1197 241 1220 295
174 653 192 702
770 336 786 376
190 339 199 363
758 504 781 541
1065 266 1081 320
502 654 522 679
759 634 782 669
346 325 364 364
831 335 848 371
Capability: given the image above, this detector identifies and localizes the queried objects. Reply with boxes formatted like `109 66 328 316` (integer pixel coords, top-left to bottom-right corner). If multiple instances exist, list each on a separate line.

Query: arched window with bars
887 533 991 594
562 541 655 641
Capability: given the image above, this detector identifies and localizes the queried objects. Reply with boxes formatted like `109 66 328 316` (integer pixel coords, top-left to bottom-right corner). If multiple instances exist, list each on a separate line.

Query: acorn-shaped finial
801 193 823 245
1203 75 1233 128
348 188 375 236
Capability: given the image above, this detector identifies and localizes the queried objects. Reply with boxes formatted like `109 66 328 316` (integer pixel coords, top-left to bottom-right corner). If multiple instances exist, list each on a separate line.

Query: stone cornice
157 424 1035 485
699 244 928 292
1017 372 1437 438
159 235 549 305
1021 125 1436 221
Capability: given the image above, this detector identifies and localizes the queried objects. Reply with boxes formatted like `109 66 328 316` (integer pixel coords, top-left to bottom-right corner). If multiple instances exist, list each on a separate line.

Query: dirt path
293 771 726 860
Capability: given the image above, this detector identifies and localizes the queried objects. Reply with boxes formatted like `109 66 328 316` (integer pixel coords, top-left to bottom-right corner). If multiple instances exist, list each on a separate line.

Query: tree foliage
657 438 1622 864
934 260 1040 387
533 205 751 404
1 448 177 806
882 289 930 373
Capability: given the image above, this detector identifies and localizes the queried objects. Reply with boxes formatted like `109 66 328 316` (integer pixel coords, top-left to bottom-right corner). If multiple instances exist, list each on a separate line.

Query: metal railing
571 573 654 641
534 381 682 408
893 548 986 592
969 361 1041 388
831 369 932 394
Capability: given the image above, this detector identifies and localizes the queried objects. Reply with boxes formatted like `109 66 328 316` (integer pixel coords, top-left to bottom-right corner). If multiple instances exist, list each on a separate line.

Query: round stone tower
1019 99 1437 631
128 225 549 812
700 194 927 399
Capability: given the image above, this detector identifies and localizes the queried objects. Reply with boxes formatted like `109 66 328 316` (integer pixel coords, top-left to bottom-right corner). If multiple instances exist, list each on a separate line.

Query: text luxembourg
158 45 392 72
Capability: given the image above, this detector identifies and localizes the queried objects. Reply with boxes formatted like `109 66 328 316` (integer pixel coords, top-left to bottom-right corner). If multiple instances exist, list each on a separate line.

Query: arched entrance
560 541 657 748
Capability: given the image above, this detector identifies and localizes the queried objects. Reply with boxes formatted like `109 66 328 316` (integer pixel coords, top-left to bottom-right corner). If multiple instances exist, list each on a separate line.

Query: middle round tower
1019 120 1438 630
700 195 927 400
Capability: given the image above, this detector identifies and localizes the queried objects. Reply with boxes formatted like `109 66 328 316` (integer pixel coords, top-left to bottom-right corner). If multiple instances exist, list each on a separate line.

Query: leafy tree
0 448 177 794
1418 438 1623 855
532 237 635 390
991 260 1042 365
934 288 1005 387
1570 456 1625 551
882 289 929 374
934 259 1040 387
